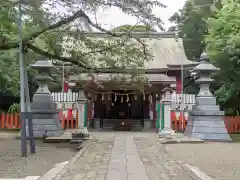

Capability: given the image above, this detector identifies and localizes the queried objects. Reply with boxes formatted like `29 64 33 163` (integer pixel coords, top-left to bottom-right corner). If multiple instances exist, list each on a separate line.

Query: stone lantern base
28 87 63 138
185 96 231 141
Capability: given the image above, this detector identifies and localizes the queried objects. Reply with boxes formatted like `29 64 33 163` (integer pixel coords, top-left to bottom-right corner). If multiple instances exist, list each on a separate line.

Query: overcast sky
95 0 186 30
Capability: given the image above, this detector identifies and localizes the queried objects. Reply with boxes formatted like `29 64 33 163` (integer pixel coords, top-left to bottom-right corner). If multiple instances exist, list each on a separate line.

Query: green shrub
8 103 20 113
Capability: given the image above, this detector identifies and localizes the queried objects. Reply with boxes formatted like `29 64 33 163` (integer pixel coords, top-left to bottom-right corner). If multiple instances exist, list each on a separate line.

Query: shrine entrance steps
102 119 142 131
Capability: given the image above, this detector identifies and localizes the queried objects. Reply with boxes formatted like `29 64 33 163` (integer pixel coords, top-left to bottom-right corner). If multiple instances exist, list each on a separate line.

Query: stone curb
164 146 211 180
184 164 213 180
0 176 40 180
38 140 91 180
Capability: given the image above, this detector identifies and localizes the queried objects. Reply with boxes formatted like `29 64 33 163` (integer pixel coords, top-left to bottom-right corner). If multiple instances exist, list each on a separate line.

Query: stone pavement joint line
55 133 195 180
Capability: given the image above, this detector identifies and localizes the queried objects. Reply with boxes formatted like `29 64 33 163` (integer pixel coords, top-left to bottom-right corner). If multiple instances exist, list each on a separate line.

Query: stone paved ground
58 132 194 180
0 138 78 178
59 136 114 180
135 137 194 180
166 142 240 180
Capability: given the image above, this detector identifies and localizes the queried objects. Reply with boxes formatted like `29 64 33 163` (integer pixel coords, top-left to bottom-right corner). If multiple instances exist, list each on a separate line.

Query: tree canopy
0 0 166 97
168 0 222 60
206 0 240 114
170 0 240 114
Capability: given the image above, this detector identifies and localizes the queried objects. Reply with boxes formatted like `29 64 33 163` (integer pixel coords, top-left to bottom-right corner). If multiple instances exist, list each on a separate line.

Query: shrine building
57 32 197 131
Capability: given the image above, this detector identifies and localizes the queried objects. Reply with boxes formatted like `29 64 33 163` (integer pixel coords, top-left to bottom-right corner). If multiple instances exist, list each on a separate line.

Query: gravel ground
0 138 79 178
166 142 240 180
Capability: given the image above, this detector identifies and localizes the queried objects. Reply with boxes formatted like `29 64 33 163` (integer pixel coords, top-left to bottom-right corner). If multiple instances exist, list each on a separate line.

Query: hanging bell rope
143 92 145 101
149 94 152 103
126 94 129 102
114 93 117 102
101 93 104 100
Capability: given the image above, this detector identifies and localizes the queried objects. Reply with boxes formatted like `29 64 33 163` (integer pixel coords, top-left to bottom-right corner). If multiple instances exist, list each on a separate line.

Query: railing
224 117 240 133
0 112 79 130
171 115 240 133
52 92 79 102
0 113 20 129
60 112 78 129
171 93 195 105
51 92 196 104
2 111 240 133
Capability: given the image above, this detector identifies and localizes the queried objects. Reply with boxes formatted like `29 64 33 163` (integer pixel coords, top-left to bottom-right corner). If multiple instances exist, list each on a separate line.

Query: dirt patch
166 142 240 180
0 139 79 178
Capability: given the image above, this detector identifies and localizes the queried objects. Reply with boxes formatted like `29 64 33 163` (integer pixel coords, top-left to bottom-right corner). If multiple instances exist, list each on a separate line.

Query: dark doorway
93 90 147 130
105 90 144 119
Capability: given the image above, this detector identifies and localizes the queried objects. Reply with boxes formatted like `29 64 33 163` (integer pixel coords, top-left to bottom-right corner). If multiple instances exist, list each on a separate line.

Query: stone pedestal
77 100 88 133
184 53 231 141
158 88 175 139
185 96 231 141
159 103 174 135
73 90 92 139
30 85 63 137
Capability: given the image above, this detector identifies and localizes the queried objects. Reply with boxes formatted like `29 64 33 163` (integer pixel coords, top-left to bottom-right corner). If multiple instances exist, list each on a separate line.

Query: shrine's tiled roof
65 32 195 84
80 32 197 70
68 73 176 84
144 38 197 69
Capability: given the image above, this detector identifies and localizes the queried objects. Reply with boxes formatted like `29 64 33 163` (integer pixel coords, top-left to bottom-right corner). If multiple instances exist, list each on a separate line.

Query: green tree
0 0 166 96
168 0 223 95
206 0 240 114
168 0 222 60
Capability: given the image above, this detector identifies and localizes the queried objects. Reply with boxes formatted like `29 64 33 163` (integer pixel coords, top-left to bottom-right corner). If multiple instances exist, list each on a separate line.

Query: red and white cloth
63 81 70 92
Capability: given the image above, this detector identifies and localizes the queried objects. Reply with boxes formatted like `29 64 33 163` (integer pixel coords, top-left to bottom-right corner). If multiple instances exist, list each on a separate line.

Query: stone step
131 120 142 131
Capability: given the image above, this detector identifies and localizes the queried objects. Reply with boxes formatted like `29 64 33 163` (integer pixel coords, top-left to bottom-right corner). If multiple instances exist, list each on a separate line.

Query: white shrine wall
52 91 196 112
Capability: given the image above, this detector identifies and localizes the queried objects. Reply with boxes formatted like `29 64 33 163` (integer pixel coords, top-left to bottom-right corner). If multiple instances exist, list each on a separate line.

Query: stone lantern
185 52 231 141
158 87 175 139
31 60 63 138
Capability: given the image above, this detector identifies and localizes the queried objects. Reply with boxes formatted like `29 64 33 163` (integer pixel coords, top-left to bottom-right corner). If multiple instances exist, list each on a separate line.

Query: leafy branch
0 5 150 70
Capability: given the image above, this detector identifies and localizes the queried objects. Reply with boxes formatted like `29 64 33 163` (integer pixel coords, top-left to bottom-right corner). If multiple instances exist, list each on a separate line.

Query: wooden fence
1 112 240 133
171 115 240 133
0 112 79 130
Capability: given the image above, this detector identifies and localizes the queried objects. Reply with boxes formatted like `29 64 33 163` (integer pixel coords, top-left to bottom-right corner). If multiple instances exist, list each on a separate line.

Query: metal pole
62 63 65 92
18 0 27 157
181 56 184 132
176 27 185 132
24 63 36 154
